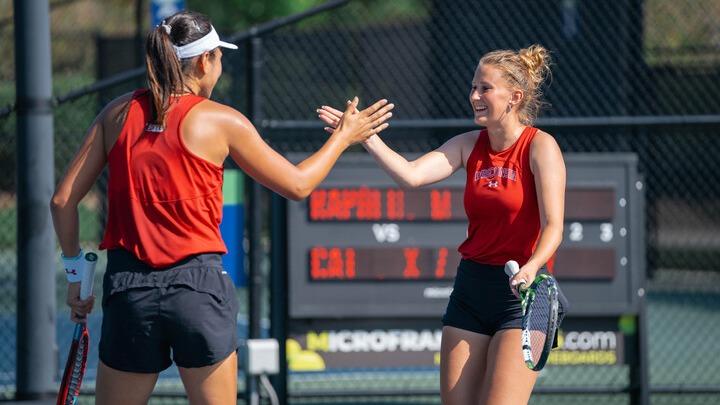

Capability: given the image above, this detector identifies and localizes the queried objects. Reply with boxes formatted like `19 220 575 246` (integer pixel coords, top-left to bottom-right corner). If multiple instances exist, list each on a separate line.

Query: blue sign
150 0 186 28
220 170 247 287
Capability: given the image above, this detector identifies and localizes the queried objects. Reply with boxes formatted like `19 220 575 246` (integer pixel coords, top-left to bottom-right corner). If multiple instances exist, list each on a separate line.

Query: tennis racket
504 260 561 371
57 251 97 405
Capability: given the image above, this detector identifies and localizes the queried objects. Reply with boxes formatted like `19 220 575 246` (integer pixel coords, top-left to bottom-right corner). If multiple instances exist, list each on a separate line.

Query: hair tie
160 20 172 35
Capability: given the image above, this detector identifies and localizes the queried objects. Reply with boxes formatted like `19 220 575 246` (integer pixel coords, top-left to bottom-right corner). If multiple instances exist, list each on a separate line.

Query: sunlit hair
479 44 552 125
144 10 215 127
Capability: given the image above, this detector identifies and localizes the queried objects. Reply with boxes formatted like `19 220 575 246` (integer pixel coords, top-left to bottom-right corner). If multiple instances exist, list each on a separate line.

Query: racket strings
526 282 552 362
65 334 88 403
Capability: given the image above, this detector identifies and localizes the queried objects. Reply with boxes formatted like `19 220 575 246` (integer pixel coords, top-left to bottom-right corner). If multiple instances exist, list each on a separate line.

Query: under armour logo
65 268 77 275
487 180 499 188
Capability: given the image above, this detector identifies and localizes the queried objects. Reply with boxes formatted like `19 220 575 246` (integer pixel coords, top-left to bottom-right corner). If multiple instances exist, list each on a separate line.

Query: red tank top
99 89 227 267
458 126 541 266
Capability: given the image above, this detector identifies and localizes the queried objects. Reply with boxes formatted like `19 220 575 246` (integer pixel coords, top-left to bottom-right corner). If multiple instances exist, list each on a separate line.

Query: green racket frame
518 274 560 371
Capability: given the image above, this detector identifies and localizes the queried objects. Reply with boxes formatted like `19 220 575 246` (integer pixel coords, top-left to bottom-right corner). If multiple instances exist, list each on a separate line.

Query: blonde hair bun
518 45 551 90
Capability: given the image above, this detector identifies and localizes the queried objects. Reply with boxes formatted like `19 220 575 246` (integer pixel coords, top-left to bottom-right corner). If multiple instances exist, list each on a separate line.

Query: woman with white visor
51 10 394 405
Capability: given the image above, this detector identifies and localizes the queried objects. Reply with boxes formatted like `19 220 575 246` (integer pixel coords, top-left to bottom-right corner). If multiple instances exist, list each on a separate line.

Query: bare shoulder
103 91 135 112
454 130 482 144
93 92 136 153
531 129 562 153
532 129 558 145
447 130 481 166
530 129 564 173
444 129 481 152
99 91 135 128
185 98 255 132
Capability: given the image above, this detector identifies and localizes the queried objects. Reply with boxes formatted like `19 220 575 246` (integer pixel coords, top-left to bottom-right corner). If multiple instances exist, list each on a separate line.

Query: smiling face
469 63 521 127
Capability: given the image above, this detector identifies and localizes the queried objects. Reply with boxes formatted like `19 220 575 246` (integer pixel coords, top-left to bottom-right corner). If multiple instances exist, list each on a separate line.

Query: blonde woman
318 45 565 404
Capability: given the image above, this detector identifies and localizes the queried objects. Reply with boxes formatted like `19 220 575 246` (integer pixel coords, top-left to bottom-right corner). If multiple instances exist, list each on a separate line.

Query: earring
506 103 512 113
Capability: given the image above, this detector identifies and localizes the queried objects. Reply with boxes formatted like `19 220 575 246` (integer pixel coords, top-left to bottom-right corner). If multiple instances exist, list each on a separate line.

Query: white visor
173 26 238 59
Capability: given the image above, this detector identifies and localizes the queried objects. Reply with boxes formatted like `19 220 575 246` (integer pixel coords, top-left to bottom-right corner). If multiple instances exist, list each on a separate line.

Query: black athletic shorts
442 259 567 341
99 249 239 373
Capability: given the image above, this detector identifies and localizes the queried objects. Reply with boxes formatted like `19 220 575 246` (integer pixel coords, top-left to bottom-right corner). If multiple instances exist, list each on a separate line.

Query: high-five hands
317 98 394 144
317 104 344 133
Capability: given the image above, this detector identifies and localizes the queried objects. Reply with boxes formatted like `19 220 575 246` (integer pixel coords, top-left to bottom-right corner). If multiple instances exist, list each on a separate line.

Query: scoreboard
286 153 644 319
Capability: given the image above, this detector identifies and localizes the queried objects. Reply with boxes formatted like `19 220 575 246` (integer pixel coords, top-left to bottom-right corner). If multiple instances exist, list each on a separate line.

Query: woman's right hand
326 97 394 147
66 282 95 323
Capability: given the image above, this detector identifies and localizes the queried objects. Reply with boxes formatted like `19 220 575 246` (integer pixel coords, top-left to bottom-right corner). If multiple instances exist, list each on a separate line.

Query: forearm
525 222 563 272
50 202 81 257
293 131 350 198
363 135 420 188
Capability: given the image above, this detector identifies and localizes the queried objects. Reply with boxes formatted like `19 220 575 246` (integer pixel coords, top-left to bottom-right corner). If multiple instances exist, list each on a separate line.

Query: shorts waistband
457 259 507 280
457 259 549 280
107 249 223 274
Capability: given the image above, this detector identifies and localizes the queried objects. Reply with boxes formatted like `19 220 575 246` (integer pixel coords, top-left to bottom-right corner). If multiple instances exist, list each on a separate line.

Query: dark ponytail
144 11 213 127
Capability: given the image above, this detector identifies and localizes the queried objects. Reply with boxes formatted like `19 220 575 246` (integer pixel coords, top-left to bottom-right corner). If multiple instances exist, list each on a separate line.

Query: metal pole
629 304 650 405
14 0 57 399
636 300 650 405
135 0 144 67
630 171 650 405
245 36 264 405
270 193 288 405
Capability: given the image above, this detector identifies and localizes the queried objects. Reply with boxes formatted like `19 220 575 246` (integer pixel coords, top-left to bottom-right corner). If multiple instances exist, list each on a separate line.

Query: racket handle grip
504 260 527 291
80 252 98 300
504 260 520 277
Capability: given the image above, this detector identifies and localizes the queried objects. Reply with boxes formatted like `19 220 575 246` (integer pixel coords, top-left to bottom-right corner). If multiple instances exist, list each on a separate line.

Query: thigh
440 326 491 405
480 329 537 405
178 351 238 405
95 360 159 405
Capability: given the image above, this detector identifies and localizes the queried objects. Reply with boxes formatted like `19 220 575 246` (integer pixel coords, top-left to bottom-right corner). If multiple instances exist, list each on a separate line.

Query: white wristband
61 249 84 283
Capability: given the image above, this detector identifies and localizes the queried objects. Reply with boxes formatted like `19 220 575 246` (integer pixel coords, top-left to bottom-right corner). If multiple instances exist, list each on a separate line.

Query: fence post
245 35 265 405
630 172 650 405
270 192 288 404
630 300 650 405
14 0 57 399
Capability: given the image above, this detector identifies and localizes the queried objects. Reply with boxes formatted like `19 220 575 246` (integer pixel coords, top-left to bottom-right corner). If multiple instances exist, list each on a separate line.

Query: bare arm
362 133 472 188
50 94 129 321
217 98 393 200
318 105 475 188
50 95 129 256
517 131 566 281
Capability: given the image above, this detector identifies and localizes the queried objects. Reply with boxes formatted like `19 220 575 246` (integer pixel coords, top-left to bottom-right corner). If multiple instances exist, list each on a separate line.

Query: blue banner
150 0 186 28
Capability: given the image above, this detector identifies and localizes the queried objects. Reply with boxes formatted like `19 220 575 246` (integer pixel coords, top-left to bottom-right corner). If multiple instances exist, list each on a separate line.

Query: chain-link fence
1 0 719 403
0 0 15 392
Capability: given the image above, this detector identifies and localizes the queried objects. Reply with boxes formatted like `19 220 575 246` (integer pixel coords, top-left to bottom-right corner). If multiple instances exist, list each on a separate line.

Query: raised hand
317 104 344 133
318 97 394 145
